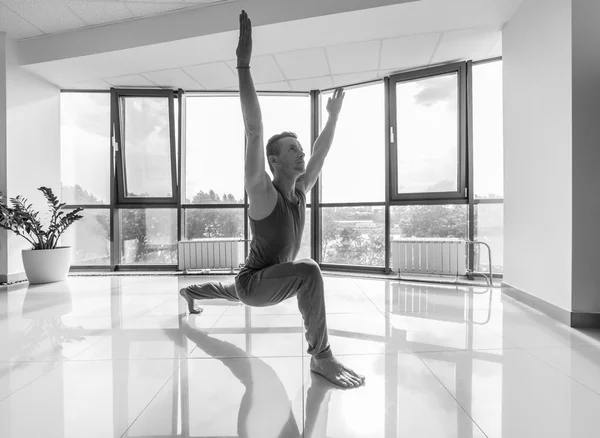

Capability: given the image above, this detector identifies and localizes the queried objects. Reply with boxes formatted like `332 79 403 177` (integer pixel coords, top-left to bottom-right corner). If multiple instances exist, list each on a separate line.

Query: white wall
503 0 573 310
571 0 600 313
5 35 61 275
0 34 7 280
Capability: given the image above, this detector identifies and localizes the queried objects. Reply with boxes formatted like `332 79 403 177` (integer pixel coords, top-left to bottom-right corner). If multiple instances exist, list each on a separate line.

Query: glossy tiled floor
1 274 600 438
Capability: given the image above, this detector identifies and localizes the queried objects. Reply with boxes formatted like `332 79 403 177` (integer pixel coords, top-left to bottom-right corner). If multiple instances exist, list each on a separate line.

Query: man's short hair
265 131 298 174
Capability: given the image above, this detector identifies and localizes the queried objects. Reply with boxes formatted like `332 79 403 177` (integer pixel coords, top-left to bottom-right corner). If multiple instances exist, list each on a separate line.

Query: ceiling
2 0 524 91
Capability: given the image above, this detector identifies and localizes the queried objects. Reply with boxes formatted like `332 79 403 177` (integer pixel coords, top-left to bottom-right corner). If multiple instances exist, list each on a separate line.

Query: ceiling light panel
326 40 380 75
289 76 333 92
275 48 330 80
380 33 440 71
431 27 500 64
225 55 284 84
1 0 85 34
142 69 204 90
184 62 237 89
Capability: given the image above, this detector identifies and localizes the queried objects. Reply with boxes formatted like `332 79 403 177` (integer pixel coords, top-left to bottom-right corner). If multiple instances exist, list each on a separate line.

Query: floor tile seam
0 359 66 404
62 334 112 362
520 347 600 399
411 346 523 355
354 283 387 320
119 360 185 438
189 308 230 357
416 354 491 438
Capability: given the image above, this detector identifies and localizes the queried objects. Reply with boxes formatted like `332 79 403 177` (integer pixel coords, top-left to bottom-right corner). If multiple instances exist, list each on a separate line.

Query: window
119 209 177 264
113 90 178 204
473 61 504 199
61 208 110 265
322 206 385 266
389 63 467 201
472 60 504 274
184 208 245 239
320 82 385 203
61 92 110 205
474 203 504 273
185 95 245 204
260 94 312 202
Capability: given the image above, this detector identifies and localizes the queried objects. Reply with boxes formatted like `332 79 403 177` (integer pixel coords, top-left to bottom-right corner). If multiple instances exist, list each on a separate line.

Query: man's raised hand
236 10 252 68
326 87 345 118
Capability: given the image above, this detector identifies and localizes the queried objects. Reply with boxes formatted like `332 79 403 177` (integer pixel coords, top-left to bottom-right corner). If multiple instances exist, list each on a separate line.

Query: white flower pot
22 247 72 284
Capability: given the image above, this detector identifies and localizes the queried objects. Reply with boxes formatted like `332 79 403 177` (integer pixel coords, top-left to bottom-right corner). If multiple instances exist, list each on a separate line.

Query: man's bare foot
179 288 203 314
310 356 365 389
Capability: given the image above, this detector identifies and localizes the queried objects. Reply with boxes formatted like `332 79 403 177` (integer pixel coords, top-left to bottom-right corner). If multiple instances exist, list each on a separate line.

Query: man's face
272 137 306 175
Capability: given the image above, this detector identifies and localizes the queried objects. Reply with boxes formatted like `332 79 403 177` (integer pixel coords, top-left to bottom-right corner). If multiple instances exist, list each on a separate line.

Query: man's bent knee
295 259 322 282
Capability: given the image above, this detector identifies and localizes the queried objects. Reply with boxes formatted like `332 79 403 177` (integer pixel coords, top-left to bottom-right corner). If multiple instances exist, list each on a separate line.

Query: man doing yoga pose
180 10 365 389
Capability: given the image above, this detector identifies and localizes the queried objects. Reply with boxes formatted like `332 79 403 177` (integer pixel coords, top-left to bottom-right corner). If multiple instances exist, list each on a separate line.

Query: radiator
178 238 244 271
391 238 466 277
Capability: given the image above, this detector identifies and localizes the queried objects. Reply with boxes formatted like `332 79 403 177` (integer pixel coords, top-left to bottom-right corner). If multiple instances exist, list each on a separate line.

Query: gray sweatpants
185 259 332 359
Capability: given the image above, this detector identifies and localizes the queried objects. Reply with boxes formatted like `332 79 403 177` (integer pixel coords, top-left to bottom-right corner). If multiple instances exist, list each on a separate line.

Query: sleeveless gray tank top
236 183 306 291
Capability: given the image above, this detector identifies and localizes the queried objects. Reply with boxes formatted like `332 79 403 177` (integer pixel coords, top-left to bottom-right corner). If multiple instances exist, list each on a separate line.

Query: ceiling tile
225 55 284 84
332 71 379 87
125 2 187 17
142 69 204 90
59 79 111 90
326 40 380 75
105 74 157 87
256 81 291 92
380 33 440 71
65 1 133 27
0 3 43 39
183 62 238 89
275 48 330 80
1 0 85 34
289 76 333 92
431 27 500 64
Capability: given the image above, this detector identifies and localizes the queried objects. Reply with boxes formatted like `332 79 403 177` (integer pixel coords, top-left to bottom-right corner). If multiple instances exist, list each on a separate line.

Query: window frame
388 62 468 202
112 88 178 205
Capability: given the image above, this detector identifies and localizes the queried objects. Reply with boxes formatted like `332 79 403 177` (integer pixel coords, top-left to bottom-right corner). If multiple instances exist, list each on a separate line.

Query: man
180 10 365 389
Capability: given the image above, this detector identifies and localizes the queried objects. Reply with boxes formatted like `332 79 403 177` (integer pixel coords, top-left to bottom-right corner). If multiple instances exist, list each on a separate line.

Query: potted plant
0 187 84 284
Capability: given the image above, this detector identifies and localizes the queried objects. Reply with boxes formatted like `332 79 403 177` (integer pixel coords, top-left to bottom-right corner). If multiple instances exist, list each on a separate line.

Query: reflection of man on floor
180 318 334 438
180 9 364 389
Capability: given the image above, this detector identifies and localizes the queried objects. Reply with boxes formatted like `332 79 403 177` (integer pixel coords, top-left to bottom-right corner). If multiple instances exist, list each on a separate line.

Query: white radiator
178 238 244 271
391 238 466 277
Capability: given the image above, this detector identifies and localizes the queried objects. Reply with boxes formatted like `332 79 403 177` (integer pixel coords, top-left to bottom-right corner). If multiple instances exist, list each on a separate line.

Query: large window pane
390 205 468 240
260 94 312 202
395 74 459 194
185 96 244 204
184 208 244 239
474 203 504 273
61 93 110 204
122 97 174 198
321 83 385 203
473 61 504 199
61 209 110 265
119 209 177 264
321 206 385 266
297 206 311 260
389 204 468 270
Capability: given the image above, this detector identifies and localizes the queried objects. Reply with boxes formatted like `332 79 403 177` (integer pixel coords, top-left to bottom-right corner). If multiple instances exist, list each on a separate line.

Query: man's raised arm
236 10 266 189
302 87 345 192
